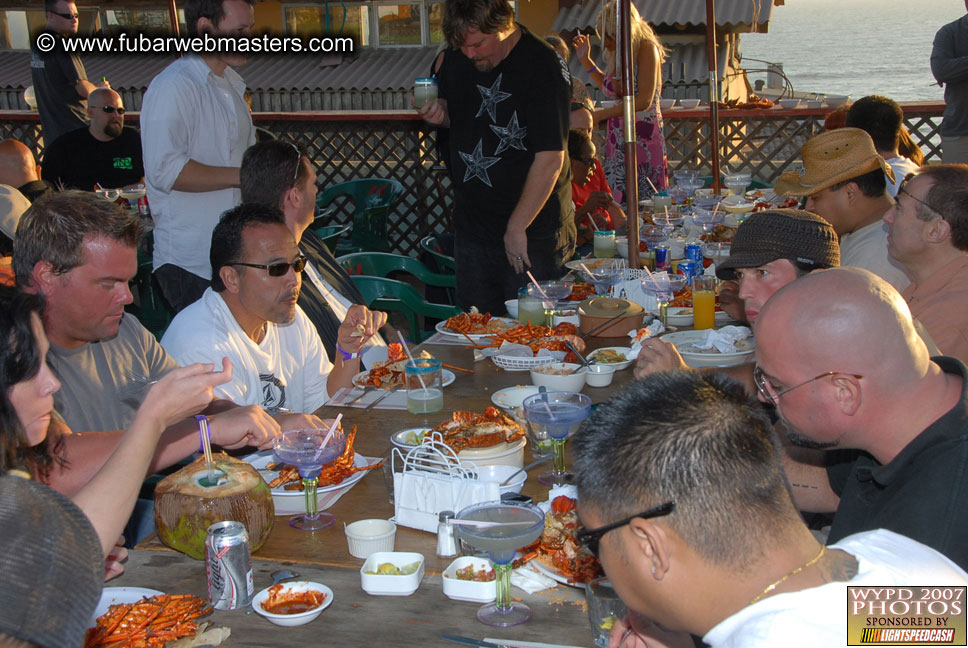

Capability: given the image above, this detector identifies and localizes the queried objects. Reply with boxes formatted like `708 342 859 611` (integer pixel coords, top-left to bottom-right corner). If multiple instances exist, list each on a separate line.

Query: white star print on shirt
459 140 501 187
475 73 511 122
490 112 527 155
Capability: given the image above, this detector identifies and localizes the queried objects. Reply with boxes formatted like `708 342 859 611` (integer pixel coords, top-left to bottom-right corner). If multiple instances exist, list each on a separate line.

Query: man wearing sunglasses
30 0 108 147
162 203 383 412
884 165 968 365
756 267 968 571
573 371 967 648
42 88 145 191
774 128 911 291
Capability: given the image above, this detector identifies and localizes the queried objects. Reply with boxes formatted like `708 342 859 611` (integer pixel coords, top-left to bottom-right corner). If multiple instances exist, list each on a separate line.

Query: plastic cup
692 275 717 330
414 77 438 109
517 295 546 325
585 578 627 647
593 230 616 258
405 358 442 414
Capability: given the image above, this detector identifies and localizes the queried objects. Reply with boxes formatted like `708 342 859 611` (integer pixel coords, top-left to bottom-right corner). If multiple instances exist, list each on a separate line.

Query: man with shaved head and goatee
754 267 968 570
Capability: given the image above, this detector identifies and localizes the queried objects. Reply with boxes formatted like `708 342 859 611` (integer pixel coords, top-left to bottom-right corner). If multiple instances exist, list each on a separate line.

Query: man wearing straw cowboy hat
161 203 385 412
774 128 911 291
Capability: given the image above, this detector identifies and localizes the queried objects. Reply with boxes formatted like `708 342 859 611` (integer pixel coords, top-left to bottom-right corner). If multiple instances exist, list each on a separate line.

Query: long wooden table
132 335 635 645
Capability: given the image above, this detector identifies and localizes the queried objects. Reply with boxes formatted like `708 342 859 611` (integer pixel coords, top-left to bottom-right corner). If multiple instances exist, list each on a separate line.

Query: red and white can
205 520 253 610
137 195 150 218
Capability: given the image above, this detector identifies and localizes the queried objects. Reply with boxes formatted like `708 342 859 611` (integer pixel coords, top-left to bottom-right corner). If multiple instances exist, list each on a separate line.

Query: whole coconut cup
154 452 274 559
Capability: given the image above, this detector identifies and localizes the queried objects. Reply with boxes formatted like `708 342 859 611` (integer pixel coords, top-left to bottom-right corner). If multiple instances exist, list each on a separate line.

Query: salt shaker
436 510 459 558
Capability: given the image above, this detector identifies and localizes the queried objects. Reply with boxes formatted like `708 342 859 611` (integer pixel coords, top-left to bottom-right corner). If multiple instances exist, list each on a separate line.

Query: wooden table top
138 335 637 576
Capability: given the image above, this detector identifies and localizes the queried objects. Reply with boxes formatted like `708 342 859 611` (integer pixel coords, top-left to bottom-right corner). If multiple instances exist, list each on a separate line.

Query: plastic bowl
678 98 700 109
825 94 851 108
252 581 334 626
505 299 519 319
585 364 616 387
615 236 629 259
475 464 527 495
530 362 587 392
344 519 396 559
659 98 676 111
442 556 497 603
778 98 801 109
360 552 425 596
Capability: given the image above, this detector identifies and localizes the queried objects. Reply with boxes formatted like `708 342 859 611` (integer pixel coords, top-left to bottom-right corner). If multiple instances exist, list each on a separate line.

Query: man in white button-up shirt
140 0 256 313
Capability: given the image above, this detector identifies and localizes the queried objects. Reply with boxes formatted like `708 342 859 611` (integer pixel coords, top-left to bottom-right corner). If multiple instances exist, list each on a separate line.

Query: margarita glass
528 280 573 326
523 391 592 485
579 259 625 296
273 428 346 531
641 272 688 326
692 206 726 234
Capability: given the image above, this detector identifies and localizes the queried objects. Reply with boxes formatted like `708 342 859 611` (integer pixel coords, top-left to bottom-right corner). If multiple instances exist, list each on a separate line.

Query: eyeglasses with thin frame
897 173 944 220
287 142 302 187
49 10 79 19
753 365 863 403
98 106 125 115
228 255 307 277
576 501 675 558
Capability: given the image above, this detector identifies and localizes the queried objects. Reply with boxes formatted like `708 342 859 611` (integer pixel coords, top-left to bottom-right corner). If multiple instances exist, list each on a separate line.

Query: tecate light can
205 521 253 610
137 195 150 218
654 244 670 271
677 259 697 284
684 243 703 263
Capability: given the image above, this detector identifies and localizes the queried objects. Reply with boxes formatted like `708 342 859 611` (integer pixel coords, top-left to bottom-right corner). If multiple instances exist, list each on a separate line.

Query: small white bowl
586 346 634 371
825 94 851 108
778 98 801 109
530 362 587 392
475 464 527 495
442 556 497 603
614 236 629 259
659 98 676 111
252 581 334 626
585 364 616 387
344 519 396 559
505 299 519 319
360 552 425 596
806 100 823 109
678 98 700 109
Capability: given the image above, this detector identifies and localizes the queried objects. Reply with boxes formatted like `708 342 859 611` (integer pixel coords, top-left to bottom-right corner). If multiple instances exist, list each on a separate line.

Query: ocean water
740 0 965 102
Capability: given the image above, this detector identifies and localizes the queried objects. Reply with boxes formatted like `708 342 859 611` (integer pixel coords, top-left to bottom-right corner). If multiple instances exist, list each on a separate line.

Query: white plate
564 258 624 272
490 385 542 410
666 307 731 327
89 587 164 626
390 427 433 449
352 369 455 390
531 559 582 588
243 451 373 515
585 347 633 371
434 317 517 340
660 330 755 367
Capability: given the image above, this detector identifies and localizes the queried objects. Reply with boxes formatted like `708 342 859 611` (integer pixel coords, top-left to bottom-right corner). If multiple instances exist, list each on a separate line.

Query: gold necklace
749 546 826 605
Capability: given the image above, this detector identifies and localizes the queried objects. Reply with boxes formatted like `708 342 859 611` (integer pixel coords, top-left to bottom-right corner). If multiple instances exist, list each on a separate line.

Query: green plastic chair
315 178 404 255
349 275 462 342
419 235 456 273
125 232 174 340
337 251 456 305
311 223 351 253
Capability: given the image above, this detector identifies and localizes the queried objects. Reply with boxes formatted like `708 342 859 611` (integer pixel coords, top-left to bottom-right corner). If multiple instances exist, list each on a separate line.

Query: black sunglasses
98 106 125 115
576 501 675 558
49 9 79 19
228 255 307 277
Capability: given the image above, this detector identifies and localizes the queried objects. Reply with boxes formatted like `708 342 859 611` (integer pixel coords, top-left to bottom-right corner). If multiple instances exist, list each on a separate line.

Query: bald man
755 267 968 568
0 140 51 202
42 88 145 190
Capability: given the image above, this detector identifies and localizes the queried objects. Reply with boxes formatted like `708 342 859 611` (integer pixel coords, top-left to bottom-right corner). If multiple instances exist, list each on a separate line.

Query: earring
651 566 657 576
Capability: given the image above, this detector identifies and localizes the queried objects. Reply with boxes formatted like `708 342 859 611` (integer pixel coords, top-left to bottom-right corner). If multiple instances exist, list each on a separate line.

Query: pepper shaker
436 510 459 558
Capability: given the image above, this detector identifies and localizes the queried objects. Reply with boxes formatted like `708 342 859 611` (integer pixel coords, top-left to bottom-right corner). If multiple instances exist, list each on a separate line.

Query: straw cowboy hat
774 128 895 197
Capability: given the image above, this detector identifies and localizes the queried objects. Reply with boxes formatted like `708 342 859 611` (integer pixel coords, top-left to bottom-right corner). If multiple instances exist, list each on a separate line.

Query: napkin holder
392 433 500 533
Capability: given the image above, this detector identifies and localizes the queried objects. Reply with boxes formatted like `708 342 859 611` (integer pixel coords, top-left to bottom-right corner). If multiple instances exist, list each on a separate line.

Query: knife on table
363 384 402 411
442 636 508 648
443 636 585 648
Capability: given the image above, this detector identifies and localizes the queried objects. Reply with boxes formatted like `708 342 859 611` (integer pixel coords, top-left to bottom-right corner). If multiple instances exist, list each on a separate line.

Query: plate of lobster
516 495 601 586
352 343 454 389
436 312 517 339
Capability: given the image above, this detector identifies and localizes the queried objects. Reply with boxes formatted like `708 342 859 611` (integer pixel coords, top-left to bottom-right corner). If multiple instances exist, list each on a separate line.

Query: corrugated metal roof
553 0 775 33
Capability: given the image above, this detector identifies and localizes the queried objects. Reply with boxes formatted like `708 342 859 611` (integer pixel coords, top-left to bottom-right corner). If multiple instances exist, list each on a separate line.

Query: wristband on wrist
336 342 362 361
194 415 211 453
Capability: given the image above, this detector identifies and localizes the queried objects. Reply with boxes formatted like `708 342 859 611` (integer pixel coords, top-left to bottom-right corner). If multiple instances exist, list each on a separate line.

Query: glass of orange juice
692 275 717 330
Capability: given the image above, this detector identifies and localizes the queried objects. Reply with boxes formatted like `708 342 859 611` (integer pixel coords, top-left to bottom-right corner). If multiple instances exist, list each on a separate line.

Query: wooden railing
0 102 945 257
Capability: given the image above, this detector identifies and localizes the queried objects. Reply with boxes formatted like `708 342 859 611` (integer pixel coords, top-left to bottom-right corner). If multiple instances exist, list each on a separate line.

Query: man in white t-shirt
140 0 256 312
775 128 911 291
162 203 385 413
573 371 968 648
846 94 920 198
239 140 389 368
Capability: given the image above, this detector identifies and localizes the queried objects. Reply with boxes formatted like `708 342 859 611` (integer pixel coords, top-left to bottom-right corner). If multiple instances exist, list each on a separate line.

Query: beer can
137 195 150 218
654 244 670 271
677 259 697 284
205 520 253 610
684 243 703 263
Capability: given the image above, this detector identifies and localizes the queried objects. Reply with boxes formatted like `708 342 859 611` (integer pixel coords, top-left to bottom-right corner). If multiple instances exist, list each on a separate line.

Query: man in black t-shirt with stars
43 88 145 191
418 0 576 314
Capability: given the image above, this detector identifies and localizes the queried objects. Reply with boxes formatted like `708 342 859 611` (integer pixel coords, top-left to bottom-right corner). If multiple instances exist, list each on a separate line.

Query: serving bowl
530 362 587 392
678 98 700 109
344 519 396 559
778 98 801 109
252 581 334 626
360 552 425 596
474 464 527 495
825 94 851 108
442 556 497 603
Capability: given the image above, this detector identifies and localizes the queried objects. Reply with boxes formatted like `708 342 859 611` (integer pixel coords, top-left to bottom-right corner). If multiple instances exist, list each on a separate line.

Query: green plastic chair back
349 275 461 342
311 224 351 253
338 251 456 305
419 235 456 273
315 178 404 255
125 231 174 340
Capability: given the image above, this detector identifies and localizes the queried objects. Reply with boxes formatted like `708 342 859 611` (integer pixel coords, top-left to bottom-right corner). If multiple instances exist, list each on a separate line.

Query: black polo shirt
826 356 968 569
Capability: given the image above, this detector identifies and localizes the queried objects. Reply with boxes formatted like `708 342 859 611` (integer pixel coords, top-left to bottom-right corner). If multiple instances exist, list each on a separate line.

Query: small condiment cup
584 364 616 387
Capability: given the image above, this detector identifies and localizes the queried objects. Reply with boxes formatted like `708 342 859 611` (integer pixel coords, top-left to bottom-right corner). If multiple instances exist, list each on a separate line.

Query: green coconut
154 452 274 559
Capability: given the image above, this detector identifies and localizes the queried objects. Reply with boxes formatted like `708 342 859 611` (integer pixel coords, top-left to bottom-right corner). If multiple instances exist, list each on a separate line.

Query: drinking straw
396 331 428 393
525 270 550 301
587 210 602 232
645 177 659 194
321 413 343 448
196 415 215 484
